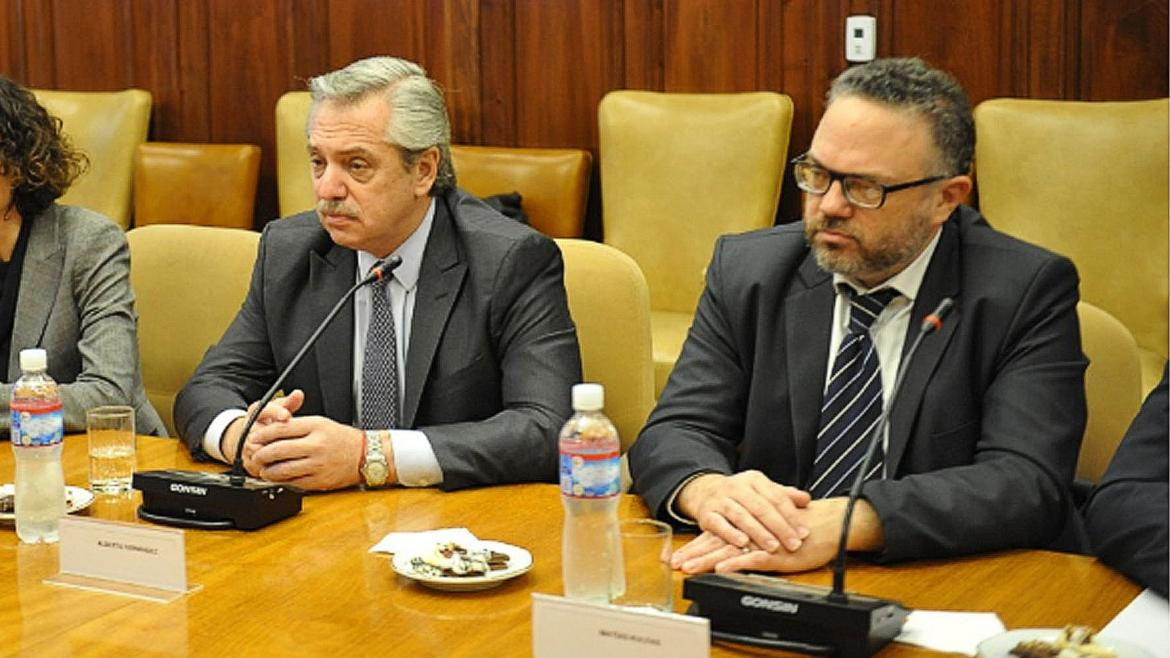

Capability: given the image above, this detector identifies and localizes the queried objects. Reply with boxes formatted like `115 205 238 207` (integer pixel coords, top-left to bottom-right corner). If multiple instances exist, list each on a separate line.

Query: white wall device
845 15 877 63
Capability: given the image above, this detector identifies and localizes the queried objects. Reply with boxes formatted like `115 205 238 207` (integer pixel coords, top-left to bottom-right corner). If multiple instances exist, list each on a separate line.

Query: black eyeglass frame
790 154 948 209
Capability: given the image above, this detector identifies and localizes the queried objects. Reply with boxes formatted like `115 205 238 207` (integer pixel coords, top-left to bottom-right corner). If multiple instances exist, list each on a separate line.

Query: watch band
361 430 390 488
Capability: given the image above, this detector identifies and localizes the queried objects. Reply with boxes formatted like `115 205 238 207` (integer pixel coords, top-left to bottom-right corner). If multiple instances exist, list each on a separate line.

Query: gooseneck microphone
829 297 955 599
133 256 403 531
228 255 402 484
683 297 955 658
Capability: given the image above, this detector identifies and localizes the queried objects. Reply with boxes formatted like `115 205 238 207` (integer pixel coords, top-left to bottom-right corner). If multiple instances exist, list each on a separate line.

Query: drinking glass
612 519 673 611
86 406 136 494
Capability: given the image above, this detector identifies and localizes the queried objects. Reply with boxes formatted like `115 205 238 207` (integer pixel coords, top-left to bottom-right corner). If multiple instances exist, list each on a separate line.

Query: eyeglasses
791 155 946 209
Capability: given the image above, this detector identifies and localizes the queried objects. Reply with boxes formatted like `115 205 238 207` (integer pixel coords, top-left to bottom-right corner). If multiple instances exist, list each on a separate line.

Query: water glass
612 519 673 611
87 406 136 493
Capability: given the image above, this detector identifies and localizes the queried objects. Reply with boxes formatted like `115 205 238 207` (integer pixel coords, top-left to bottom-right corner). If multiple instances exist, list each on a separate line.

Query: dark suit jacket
174 188 581 489
629 206 1088 562
1084 366 1168 597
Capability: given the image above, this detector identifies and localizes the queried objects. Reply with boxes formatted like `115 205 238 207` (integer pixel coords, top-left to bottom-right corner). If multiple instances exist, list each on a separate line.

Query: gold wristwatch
360 430 390 488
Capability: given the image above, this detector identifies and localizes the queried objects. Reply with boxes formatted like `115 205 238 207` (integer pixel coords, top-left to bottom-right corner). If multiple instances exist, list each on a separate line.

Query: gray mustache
317 201 358 218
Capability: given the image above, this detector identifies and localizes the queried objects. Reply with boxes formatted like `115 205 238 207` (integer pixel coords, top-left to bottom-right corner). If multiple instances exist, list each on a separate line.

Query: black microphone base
683 572 907 658
132 469 304 531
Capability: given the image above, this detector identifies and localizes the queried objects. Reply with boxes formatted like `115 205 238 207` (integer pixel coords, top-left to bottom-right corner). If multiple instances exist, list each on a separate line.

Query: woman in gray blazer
0 76 165 436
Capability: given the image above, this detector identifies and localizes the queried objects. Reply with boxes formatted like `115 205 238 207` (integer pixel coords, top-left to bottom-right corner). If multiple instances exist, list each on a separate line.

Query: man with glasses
629 58 1087 573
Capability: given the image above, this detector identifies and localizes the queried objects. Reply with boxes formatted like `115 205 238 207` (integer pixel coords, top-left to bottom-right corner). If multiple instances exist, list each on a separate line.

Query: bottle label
560 450 620 498
11 402 64 447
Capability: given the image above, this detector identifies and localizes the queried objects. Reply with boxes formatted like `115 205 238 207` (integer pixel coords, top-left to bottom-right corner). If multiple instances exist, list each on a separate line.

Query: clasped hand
222 389 367 491
672 471 873 574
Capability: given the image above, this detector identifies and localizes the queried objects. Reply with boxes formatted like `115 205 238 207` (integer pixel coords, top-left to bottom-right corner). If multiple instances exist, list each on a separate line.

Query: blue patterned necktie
809 287 899 498
360 274 400 429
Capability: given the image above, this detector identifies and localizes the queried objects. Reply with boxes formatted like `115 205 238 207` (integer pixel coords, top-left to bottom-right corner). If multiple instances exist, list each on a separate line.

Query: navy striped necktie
809 287 899 499
360 274 400 429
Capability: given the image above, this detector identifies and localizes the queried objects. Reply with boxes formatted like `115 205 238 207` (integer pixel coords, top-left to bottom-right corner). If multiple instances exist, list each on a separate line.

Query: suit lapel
310 241 357 422
886 218 962 473
402 198 466 427
785 254 834 486
10 212 63 378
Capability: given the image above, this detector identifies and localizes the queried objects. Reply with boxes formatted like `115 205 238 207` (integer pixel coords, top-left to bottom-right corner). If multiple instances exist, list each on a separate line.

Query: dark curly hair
0 76 88 219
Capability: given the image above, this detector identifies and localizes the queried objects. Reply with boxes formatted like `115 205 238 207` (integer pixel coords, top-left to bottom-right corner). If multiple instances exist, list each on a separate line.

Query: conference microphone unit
684 298 955 657
134 256 404 531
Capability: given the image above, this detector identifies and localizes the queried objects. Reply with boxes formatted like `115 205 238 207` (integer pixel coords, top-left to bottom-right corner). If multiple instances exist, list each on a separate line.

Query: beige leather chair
974 98 1169 396
134 142 261 229
556 239 653 452
1077 301 1144 483
33 88 152 229
275 91 316 216
598 91 794 397
127 225 260 435
450 145 591 238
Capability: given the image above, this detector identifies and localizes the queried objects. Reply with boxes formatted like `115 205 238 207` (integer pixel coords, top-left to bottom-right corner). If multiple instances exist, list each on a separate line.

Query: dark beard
805 212 935 283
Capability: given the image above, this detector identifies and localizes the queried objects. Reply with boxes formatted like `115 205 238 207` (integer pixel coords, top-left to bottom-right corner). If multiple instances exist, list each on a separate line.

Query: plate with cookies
977 625 1151 658
392 540 534 592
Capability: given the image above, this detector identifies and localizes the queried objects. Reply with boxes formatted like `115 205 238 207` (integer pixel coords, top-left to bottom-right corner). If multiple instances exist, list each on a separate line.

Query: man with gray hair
175 55 581 491
629 57 1087 573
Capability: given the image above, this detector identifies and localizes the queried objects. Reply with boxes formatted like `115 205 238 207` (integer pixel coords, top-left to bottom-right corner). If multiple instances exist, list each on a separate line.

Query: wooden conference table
0 436 1141 657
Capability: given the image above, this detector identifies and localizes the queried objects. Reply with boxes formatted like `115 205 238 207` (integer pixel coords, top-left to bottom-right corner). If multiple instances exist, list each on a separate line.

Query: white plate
977 628 1152 658
392 540 533 592
0 484 96 523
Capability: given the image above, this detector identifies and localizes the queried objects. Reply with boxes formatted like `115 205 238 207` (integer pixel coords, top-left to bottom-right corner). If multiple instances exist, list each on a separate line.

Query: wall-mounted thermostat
845 15 876 63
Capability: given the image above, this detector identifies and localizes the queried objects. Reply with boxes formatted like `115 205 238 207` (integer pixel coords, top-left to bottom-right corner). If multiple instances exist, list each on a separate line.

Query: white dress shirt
203 201 443 487
826 228 941 475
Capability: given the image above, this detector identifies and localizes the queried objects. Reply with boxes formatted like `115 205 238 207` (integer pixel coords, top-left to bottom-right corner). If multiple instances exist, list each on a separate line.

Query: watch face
364 461 389 486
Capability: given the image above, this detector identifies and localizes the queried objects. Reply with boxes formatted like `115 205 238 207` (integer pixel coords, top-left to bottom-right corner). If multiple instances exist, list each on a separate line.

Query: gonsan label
740 595 799 614
170 483 208 496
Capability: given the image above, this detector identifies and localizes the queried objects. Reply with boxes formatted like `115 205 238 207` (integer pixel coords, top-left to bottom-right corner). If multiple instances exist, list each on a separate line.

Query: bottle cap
571 383 604 411
19 348 47 371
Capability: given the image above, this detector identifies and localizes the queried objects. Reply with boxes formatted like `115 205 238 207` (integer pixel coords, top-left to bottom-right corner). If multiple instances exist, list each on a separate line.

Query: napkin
1102 589 1170 658
895 609 1006 655
369 527 480 555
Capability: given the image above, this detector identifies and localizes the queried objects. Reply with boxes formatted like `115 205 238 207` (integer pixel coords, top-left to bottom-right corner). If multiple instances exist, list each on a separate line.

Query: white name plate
532 593 709 658
46 516 199 602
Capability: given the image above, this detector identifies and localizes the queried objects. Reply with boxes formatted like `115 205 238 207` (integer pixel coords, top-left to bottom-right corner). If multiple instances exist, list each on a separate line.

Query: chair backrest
1077 301 1144 482
556 239 653 452
33 88 152 229
276 91 316 216
133 142 261 229
974 98 1169 393
276 91 592 236
450 145 591 238
598 90 793 314
127 225 260 435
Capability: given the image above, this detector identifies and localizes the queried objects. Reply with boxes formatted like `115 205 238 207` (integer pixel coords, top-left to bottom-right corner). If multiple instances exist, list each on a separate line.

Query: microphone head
921 297 955 333
366 255 404 283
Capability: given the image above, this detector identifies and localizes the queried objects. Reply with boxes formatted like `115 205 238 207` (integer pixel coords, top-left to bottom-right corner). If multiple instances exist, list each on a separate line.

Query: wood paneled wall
2 0 1166 231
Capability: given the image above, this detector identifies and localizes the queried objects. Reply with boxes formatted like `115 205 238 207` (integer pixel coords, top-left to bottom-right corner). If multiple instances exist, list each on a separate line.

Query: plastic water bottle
10 348 65 544
560 383 622 603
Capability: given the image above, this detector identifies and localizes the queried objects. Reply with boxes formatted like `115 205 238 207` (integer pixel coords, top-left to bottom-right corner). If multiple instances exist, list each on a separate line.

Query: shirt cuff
203 409 247 463
390 430 443 487
664 472 709 526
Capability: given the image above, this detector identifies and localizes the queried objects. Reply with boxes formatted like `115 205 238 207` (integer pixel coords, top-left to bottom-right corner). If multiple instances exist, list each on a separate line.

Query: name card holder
45 516 201 603
532 593 709 658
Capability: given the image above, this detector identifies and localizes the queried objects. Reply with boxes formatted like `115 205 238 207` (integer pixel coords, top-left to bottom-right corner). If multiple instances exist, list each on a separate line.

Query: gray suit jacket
630 206 1088 561
1 204 166 436
174 188 581 489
